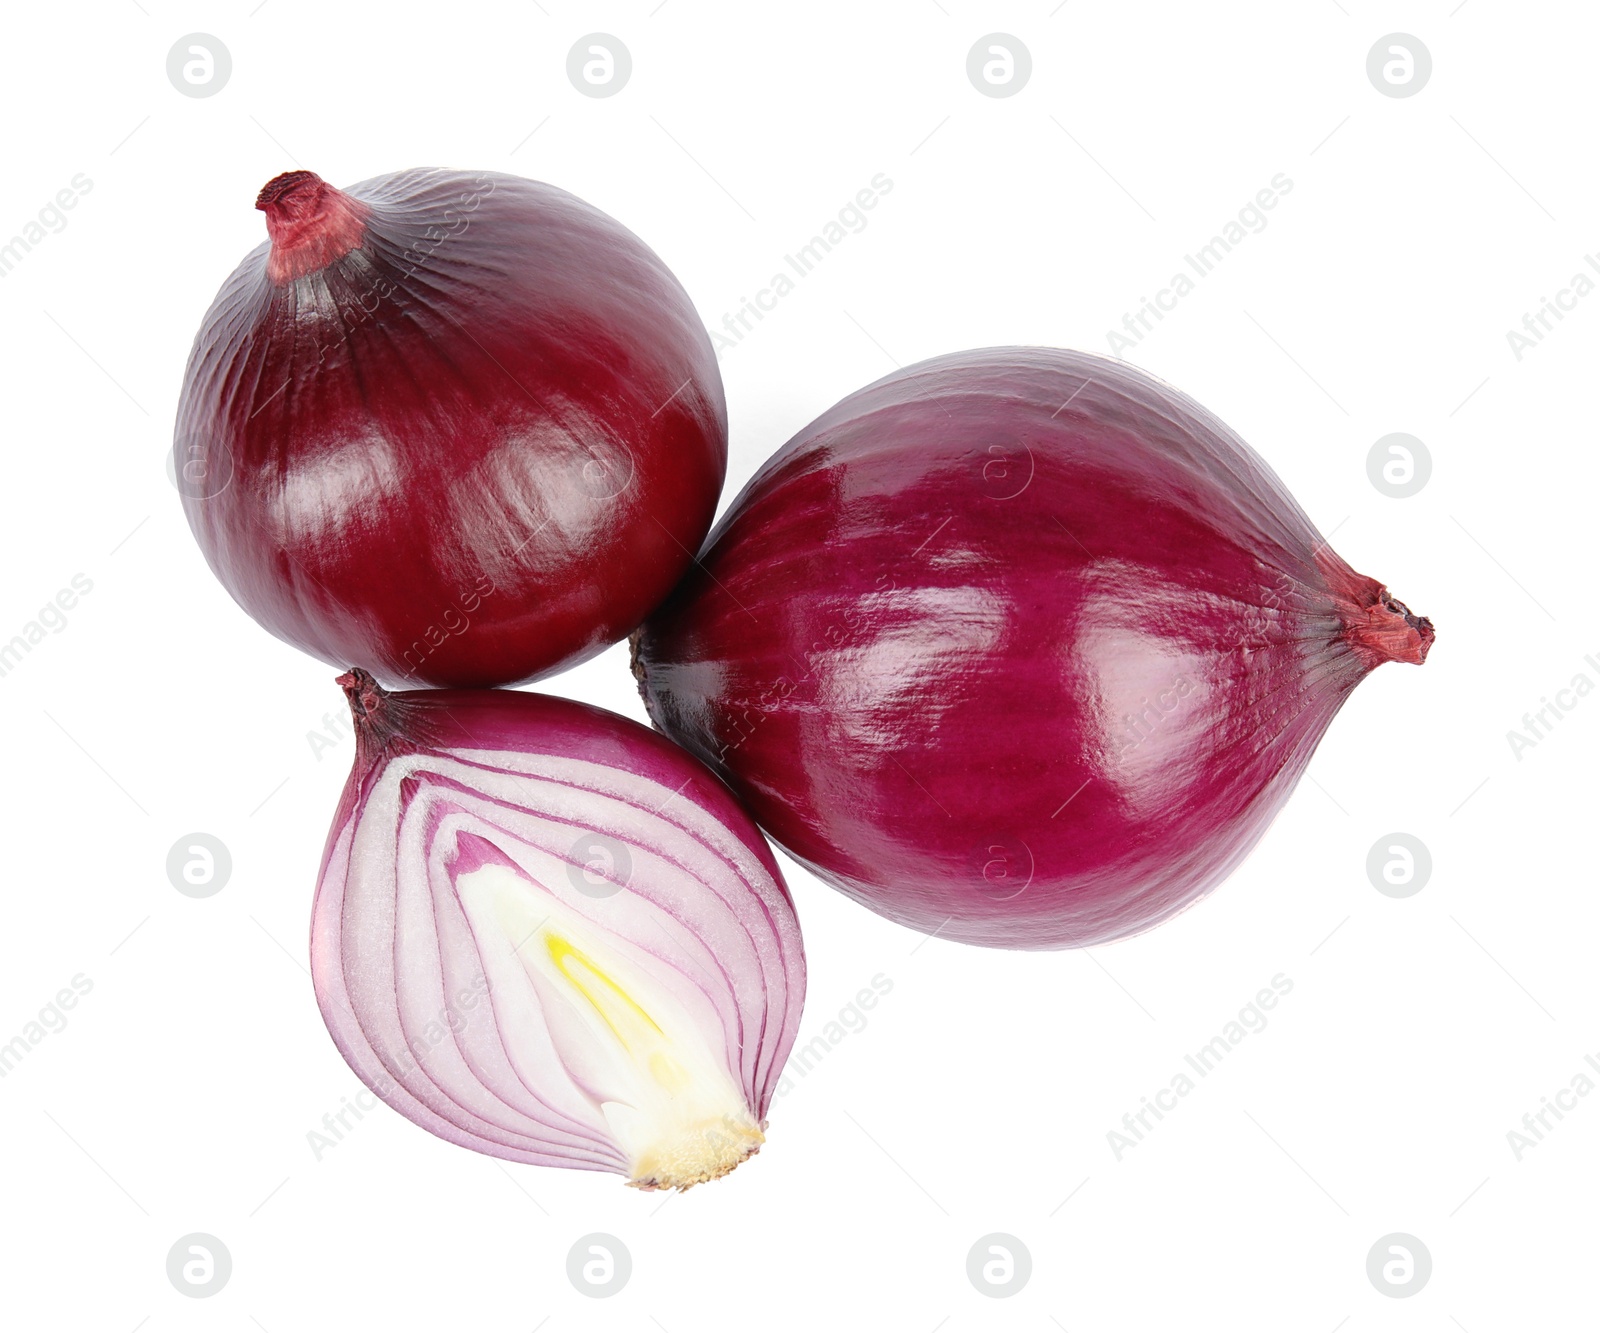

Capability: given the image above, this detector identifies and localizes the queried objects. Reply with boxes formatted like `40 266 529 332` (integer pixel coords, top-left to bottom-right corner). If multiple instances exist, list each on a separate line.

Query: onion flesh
312 672 805 1188
633 347 1434 950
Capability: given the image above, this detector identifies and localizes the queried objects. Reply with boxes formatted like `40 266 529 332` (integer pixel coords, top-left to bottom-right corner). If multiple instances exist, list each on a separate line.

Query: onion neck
338 668 418 763
1315 548 1434 670
257 170 370 283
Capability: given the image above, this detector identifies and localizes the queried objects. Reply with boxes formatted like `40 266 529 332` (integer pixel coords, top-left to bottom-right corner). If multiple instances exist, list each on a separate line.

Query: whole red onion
314 672 805 1188
633 348 1434 950
176 168 725 688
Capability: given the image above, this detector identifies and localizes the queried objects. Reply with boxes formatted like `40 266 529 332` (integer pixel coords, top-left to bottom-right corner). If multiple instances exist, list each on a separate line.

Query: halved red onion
312 672 805 1188
176 168 726 688
634 347 1434 950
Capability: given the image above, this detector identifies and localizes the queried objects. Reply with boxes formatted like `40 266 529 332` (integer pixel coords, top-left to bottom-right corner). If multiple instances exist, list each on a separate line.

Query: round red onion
312 671 805 1189
176 169 725 688
633 347 1434 950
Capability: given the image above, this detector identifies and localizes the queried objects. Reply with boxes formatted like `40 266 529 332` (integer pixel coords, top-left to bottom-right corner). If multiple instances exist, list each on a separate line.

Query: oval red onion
176 169 725 688
633 347 1434 950
312 671 805 1188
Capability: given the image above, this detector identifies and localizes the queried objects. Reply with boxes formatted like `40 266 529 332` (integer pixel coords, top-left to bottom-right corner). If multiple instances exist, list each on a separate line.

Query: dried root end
626 1118 766 1192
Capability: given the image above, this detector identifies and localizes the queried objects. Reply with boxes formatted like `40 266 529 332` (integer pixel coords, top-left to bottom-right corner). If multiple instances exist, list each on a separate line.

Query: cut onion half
311 672 806 1189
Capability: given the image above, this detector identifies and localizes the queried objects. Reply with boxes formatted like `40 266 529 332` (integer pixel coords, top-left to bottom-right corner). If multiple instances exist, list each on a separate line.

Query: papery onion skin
312 671 805 1189
177 168 726 688
633 347 1434 951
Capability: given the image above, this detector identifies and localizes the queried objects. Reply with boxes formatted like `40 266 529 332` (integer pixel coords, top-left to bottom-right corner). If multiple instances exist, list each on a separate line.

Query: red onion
633 347 1434 950
176 169 725 688
312 671 805 1188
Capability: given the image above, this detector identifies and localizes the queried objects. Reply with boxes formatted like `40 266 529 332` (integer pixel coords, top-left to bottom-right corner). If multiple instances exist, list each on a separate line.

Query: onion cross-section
311 671 805 1189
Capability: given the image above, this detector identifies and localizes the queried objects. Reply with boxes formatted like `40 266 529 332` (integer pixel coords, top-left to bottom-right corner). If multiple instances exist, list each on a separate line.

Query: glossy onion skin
635 348 1432 950
313 678 806 1177
177 169 726 687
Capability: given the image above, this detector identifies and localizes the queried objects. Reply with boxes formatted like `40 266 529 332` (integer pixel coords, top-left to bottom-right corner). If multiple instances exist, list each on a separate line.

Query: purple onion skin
177 169 726 688
634 348 1434 950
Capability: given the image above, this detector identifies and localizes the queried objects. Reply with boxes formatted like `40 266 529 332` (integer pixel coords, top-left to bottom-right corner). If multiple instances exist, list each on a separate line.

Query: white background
0 1 1594 1328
